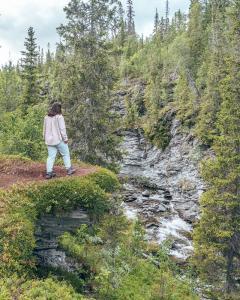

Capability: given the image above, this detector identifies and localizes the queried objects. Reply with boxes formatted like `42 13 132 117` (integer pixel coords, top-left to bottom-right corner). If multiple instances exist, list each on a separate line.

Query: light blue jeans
47 141 71 173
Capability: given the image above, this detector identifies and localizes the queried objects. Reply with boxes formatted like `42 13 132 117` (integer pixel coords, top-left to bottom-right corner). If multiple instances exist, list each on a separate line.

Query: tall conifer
56 0 122 167
127 0 135 35
194 1 240 295
20 27 39 112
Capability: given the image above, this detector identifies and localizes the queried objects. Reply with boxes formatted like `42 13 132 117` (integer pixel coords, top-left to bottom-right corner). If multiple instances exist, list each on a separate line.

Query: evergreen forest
0 0 239 299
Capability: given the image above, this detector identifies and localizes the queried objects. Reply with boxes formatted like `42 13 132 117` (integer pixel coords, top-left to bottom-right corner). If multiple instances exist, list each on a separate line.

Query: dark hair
48 102 62 117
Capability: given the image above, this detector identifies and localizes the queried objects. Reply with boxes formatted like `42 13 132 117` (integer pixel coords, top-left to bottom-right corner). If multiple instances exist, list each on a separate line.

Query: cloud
0 0 69 65
0 0 190 65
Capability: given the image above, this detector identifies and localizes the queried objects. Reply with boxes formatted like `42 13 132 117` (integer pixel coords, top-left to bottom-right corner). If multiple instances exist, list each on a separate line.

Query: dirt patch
0 160 96 189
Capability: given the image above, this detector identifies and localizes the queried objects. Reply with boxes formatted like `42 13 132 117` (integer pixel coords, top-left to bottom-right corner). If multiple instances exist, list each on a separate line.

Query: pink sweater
43 115 68 146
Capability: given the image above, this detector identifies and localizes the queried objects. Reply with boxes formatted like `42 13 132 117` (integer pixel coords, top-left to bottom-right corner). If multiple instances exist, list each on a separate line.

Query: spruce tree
117 2 126 47
196 0 229 144
127 0 135 35
0 62 21 114
153 8 159 35
187 0 204 78
165 0 170 32
56 0 122 168
193 1 240 295
20 27 39 112
159 16 165 40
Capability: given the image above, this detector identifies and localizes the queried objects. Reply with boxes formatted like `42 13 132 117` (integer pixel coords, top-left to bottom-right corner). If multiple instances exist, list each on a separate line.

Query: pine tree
193 1 240 295
127 0 135 35
165 0 170 33
20 27 39 112
174 10 186 33
187 0 204 78
0 62 21 115
117 2 126 47
159 16 165 40
153 8 159 35
196 0 229 145
56 0 122 168
46 43 52 66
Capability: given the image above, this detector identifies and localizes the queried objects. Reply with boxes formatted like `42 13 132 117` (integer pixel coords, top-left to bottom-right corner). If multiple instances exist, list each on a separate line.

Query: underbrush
0 161 119 278
0 157 198 299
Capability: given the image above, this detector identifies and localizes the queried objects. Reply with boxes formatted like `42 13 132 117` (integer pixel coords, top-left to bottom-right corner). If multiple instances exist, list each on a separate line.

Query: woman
43 102 75 179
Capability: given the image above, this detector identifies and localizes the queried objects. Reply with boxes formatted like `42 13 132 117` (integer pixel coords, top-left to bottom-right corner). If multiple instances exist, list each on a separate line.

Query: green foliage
0 0 239 297
59 216 198 299
193 2 240 295
187 0 205 78
54 0 123 168
37 265 86 294
0 62 21 116
143 106 173 150
20 26 40 112
110 260 198 300
0 191 37 276
174 71 197 127
0 162 119 278
86 168 120 193
0 277 86 300
26 177 110 220
0 104 47 160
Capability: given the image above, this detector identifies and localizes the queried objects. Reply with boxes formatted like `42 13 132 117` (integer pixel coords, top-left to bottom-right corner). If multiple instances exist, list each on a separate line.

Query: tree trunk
226 248 235 293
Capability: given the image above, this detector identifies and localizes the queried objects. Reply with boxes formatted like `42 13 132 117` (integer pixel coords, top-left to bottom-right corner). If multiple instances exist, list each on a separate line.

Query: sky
0 0 190 66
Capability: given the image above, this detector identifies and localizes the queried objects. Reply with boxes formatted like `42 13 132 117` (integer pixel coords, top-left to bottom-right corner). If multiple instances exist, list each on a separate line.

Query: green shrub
86 168 120 193
0 277 86 300
24 177 110 219
58 217 199 300
0 192 37 276
0 105 47 160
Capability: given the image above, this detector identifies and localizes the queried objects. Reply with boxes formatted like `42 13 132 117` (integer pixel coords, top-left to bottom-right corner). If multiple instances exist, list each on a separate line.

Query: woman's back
43 114 67 146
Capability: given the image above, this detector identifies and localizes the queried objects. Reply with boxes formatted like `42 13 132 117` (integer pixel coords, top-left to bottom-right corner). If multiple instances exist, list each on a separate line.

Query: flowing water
119 125 206 260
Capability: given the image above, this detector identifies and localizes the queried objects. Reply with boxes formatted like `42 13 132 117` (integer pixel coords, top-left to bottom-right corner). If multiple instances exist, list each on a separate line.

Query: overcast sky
0 0 190 66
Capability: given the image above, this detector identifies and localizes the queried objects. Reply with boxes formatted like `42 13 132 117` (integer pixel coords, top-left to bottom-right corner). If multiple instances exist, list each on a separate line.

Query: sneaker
67 166 76 176
45 172 54 179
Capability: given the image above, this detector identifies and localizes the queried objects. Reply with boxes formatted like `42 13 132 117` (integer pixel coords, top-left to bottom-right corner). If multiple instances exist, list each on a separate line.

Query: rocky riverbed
119 120 206 260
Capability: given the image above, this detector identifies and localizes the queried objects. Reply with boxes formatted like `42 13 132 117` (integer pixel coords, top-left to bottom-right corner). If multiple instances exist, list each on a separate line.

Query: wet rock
116 82 207 260
125 194 138 202
157 204 167 212
142 190 150 197
34 208 90 269
146 223 160 229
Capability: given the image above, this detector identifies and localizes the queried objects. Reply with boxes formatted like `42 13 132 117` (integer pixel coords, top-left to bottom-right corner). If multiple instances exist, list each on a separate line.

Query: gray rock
157 204 167 212
142 190 150 197
115 82 207 259
34 208 90 270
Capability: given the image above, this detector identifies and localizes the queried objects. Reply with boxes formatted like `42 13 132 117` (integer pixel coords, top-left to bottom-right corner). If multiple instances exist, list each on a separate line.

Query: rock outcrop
34 208 90 271
115 81 207 260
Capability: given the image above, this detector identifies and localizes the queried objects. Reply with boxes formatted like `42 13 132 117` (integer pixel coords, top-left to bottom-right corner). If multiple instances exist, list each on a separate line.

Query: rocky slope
115 82 207 260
